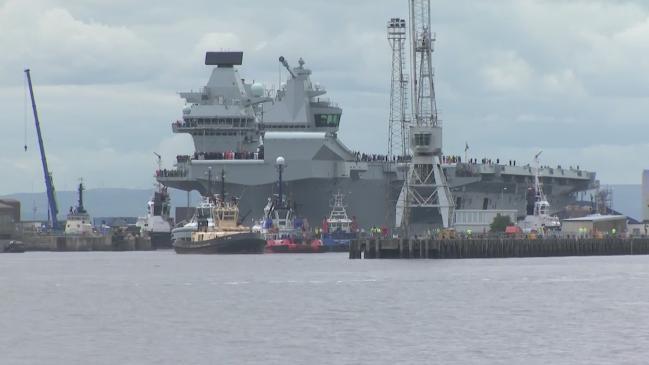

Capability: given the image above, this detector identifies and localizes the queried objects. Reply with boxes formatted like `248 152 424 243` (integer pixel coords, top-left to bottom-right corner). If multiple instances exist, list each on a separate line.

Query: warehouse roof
0 202 14 210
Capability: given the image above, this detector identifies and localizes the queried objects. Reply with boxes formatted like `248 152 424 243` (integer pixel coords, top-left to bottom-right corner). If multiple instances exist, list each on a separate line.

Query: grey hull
163 173 585 231
166 177 401 231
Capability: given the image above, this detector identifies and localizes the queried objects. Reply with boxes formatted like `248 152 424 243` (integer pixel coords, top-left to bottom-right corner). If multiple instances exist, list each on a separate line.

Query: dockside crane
395 0 455 233
24 69 59 230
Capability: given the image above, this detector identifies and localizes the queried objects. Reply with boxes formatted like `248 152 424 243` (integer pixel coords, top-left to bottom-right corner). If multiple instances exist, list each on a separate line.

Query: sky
1 0 648 194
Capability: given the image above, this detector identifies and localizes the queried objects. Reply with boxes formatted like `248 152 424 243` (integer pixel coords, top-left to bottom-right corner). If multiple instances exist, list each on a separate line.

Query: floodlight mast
387 17 410 160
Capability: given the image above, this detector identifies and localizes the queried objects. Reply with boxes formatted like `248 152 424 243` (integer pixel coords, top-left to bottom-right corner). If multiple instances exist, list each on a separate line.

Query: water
2 252 649 364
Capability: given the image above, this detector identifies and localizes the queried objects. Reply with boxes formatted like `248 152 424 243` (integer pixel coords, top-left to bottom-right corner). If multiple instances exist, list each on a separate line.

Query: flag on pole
465 142 469 152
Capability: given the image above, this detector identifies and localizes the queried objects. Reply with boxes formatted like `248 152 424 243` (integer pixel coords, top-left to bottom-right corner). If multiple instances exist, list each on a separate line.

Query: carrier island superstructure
157 51 597 230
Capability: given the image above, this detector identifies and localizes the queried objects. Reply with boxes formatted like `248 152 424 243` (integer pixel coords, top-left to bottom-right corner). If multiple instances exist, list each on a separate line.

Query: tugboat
262 157 325 253
173 169 265 254
518 151 561 234
65 180 94 235
136 184 173 249
170 197 215 246
320 191 358 252
137 154 173 249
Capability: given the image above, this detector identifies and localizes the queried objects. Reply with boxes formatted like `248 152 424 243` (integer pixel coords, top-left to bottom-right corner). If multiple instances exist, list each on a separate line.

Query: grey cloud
2 0 649 195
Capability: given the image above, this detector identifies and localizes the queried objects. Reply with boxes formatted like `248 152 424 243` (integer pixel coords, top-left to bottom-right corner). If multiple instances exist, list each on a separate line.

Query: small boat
261 198 325 253
320 191 358 252
3 240 25 253
518 152 561 234
136 183 173 249
174 170 265 254
260 157 325 253
64 181 95 235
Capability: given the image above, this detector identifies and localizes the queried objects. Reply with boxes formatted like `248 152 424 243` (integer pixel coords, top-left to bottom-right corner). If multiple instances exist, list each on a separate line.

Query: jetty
8 228 152 252
350 237 649 259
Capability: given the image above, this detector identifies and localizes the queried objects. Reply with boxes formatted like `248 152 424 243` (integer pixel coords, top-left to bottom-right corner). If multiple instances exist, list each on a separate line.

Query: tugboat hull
2 240 25 253
322 239 351 252
321 233 357 252
150 232 172 250
174 232 265 254
265 239 326 253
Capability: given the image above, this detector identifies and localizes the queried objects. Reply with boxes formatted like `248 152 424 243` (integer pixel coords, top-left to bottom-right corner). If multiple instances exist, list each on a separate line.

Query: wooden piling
350 237 649 260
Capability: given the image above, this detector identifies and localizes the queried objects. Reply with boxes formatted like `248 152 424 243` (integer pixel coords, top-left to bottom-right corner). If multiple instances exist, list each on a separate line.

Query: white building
454 209 518 233
561 214 628 236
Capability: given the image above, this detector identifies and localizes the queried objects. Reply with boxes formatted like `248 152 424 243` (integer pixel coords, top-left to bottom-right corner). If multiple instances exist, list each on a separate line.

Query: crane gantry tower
395 0 454 232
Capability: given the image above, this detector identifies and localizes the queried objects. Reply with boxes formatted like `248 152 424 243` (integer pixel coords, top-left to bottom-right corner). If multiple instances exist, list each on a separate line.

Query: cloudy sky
1 0 648 194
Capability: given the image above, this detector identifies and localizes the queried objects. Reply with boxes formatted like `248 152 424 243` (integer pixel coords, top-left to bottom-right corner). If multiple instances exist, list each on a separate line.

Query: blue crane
24 69 59 230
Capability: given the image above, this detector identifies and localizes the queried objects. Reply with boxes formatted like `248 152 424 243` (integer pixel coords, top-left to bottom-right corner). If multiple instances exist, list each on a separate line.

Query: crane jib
24 69 59 231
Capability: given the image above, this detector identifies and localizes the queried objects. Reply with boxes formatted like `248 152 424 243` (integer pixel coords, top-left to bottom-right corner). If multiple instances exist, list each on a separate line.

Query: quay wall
19 234 152 252
350 238 649 259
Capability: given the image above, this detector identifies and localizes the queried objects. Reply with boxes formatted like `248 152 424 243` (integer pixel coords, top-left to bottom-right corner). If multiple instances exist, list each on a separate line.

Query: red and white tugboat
261 157 325 253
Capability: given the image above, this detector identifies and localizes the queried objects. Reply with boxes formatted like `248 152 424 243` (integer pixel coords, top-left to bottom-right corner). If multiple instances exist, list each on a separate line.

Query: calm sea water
1 251 649 364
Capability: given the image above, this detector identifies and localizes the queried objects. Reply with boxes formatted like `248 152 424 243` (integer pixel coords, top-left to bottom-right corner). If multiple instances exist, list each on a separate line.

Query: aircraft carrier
157 51 597 229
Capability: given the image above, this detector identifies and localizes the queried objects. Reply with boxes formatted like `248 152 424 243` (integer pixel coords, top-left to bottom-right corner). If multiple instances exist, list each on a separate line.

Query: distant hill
3 184 643 222
2 188 202 221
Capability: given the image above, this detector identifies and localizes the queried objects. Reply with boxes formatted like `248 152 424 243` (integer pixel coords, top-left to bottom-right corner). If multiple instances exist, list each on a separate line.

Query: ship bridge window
414 133 431 146
193 117 254 126
197 208 211 219
315 114 341 127
223 212 236 220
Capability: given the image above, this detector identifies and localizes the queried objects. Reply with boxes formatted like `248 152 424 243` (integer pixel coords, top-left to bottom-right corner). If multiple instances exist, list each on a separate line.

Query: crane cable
23 74 28 152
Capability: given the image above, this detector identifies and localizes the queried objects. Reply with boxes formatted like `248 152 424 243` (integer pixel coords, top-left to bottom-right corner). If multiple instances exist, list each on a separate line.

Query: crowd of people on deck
173 148 582 172
193 151 264 161
460 158 580 170
348 152 526 167
176 155 191 163
174 151 265 162
174 120 197 128
463 157 511 165
368 226 389 238
442 155 462 163
352 152 412 163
